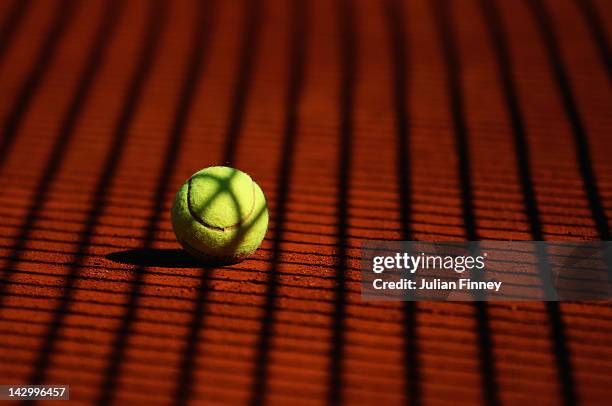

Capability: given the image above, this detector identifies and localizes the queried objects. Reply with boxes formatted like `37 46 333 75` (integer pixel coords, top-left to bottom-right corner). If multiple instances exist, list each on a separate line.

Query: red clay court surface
0 0 611 404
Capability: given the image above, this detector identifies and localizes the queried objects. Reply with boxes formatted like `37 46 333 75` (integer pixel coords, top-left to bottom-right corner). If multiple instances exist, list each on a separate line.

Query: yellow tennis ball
171 166 269 264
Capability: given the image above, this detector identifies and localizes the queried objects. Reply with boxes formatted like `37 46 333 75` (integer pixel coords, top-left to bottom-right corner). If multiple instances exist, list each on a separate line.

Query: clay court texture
0 0 611 404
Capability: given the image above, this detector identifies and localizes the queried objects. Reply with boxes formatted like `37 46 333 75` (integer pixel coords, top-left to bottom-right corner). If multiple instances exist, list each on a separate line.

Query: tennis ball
171 166 269 264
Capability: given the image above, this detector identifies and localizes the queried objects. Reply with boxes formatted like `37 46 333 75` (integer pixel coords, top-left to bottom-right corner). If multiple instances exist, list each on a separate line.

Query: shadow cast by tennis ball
106 248 203 268
106 202 268 269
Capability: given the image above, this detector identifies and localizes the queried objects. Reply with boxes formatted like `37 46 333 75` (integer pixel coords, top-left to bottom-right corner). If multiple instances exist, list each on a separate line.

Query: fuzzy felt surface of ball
171 166 269 264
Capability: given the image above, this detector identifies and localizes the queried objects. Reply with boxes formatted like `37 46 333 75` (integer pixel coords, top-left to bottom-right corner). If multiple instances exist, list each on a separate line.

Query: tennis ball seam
186 177 257 232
